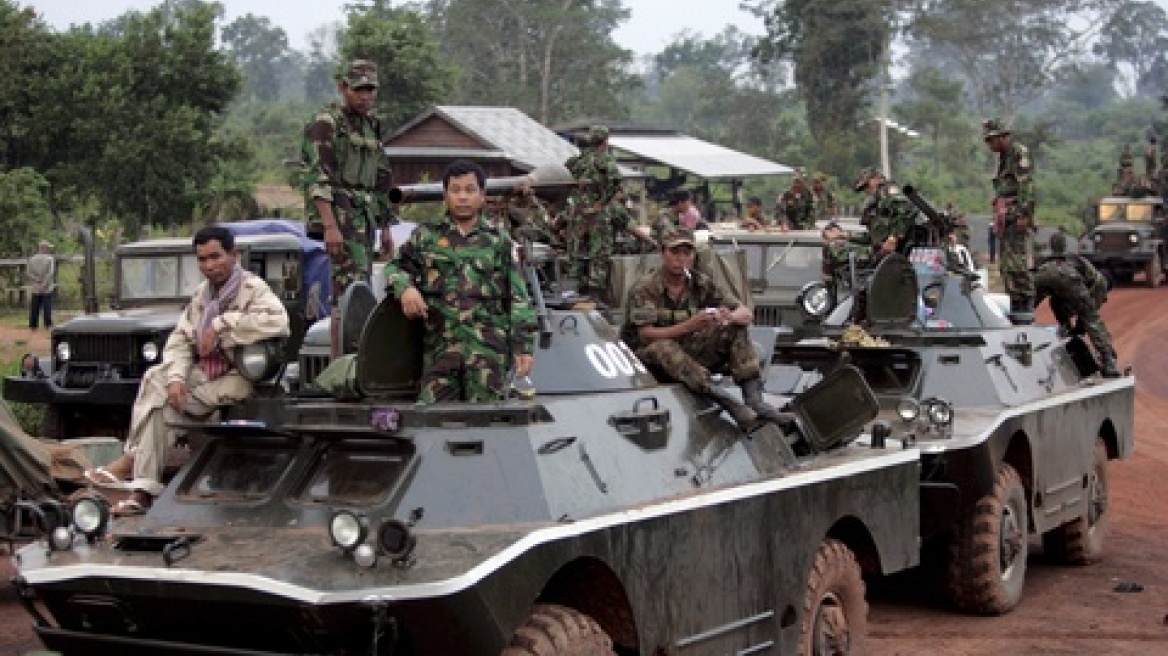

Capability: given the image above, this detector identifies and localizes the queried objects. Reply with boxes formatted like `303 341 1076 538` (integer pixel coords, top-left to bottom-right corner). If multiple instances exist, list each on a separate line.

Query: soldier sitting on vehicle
92 226 291 515
622 227 791 432
741 196 769 231
1034 231 1120 378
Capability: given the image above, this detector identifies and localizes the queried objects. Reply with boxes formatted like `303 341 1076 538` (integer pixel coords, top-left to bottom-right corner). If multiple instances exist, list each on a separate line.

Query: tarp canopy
609 135 793 179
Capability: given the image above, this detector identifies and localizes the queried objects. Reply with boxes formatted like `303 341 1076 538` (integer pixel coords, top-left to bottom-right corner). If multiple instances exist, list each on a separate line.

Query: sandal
112 497 150 517
84 467 131 490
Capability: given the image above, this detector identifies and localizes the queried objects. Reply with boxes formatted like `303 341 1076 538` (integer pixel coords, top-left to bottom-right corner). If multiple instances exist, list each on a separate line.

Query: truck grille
754 305 784 327
1097 232 1134 253
68 335 136 363
298 353 329 387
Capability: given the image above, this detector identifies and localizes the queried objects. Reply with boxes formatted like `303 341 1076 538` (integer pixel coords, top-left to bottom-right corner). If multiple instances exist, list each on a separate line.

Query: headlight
353 543 378 568
329 510 368 552
49 526 75 552
235 339 284 382
896 397 919 423
72 496 110 539
925 398 954 427
55 341 71 362
1128 232 1140 245
377 518 418 561
797 281 834 319
141 341 160 363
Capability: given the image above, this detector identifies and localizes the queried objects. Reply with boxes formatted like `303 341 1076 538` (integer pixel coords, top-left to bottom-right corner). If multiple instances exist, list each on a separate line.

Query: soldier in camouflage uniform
384 160 537 403
623 227 789 432
301 59 394 357
854 167 921 256
821 221 872 290
811 173 837 222
565 125 623 297
984 119 1036 324
1034 232 1119 377
777 176 816 230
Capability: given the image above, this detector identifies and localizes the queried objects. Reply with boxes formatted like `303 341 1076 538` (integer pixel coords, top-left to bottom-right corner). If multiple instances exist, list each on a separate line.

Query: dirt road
2 288 1167 654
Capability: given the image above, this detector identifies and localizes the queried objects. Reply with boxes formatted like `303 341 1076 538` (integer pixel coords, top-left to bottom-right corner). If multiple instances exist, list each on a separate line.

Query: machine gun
388 163 576 204
903 185 956 248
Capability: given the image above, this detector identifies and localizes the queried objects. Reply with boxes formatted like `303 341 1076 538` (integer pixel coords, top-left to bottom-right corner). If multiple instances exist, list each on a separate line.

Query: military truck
1077 194 1167 287
2 220 330 438
773 244 1135 615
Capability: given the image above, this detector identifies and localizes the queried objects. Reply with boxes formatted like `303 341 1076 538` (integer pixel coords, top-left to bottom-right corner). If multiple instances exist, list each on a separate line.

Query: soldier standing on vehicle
821 221 872 293
564 125 622 298
623 227 790 432
301 59 394 358
1034 232 1119 377
741 196 769 231
384 159 536 403
984 119 1036 324
100 226 290 515
811 173 837 222
777 175 816 230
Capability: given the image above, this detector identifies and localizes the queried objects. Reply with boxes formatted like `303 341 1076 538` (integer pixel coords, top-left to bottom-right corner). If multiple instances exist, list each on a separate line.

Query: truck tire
1043 438 1109 565
800 538 867 656
1147 250 1162 288
500 603 615 656
946 463 1028 615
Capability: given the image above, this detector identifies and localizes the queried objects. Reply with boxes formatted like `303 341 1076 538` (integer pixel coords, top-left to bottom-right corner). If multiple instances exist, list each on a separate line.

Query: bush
1 358 44 436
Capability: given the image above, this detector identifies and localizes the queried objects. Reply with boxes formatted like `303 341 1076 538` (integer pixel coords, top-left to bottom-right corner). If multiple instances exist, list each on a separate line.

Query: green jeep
1078 195 1167 287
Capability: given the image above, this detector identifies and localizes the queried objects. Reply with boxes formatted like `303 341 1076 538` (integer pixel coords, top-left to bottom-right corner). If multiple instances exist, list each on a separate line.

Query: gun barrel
390 163 576 204
901 184 943 224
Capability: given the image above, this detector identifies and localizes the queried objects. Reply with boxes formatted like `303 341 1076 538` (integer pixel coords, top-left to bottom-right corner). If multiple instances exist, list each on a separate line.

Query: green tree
222 13 290 102
341 1 455 130
748 0 892 176
426 0 637 125
895 66 968 172
1093 0 1168 98
0 168 53 258
304 23 341 103
907 0 1126 120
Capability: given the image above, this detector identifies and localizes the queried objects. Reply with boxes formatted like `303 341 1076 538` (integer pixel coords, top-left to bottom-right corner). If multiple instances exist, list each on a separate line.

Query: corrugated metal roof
435 106 578 171
609 135 792 179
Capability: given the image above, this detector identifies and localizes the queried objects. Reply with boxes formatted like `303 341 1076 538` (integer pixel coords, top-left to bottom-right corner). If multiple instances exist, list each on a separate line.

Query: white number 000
585 342 648 378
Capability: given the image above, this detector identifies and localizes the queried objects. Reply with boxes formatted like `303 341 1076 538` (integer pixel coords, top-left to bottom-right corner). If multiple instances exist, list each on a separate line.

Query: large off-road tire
1147 250 1162 288
1043 438 1110 565
500 603 615 656
799 538 867 656
946 463 1028 615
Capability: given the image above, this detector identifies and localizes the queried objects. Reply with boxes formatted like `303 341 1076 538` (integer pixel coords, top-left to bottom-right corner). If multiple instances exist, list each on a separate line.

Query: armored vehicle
1077 194 1167 287
11 176 924 655
774 243 1135 615
2 220 330 438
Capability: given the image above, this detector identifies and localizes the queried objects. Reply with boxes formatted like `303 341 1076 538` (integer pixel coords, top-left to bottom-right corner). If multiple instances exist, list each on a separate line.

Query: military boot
739 378 797 430
702 385 763 432
1008 296 1034 326
1099 348 1122 378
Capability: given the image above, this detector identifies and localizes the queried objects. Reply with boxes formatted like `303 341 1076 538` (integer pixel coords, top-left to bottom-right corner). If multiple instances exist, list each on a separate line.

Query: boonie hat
982 118 1010 140
661 226 696 249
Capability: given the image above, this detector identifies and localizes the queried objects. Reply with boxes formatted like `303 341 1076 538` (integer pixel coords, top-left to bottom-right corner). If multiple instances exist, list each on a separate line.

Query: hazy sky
22 0 764 57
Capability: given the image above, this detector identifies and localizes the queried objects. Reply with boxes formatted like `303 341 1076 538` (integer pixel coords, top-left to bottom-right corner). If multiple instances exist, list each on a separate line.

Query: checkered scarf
196 264 243 380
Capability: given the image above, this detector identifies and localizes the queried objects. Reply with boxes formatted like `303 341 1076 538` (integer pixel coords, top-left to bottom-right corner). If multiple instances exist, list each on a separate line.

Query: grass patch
1 356 45 436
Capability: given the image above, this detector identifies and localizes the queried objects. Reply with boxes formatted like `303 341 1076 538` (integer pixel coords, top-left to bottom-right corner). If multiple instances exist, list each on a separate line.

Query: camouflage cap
1049 231 1067 254
660 226 696 249
812 171 829 183
338 59 379 88
982 118 1010 140
588 125 610 145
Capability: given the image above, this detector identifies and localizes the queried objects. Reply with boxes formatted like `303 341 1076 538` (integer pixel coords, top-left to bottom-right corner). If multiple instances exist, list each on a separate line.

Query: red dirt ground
2 288 1167 654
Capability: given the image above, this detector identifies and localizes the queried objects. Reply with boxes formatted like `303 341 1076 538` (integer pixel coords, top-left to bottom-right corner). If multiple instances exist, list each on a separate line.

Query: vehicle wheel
946 463 1028 615
1043 438 1109 565
800 538 867 656
500 603 615 656
41 405 66 439
1147 251 1162 288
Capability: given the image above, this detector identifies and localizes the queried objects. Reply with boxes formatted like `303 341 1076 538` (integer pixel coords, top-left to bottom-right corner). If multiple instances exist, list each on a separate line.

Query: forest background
3 0 1168 259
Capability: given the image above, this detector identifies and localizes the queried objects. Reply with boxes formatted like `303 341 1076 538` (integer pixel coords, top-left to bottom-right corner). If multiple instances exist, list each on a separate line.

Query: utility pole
878 29 891 179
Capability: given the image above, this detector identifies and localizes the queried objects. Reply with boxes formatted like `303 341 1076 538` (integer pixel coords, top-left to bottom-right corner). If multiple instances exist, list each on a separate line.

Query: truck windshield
120 255 202 300
1125 204 1154 221
1097 204 1121 222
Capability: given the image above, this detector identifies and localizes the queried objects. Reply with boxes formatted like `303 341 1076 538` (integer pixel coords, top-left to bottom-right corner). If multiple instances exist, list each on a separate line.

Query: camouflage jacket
1036 254 1107 307
301 102 393 219
566 148 622 212
862 181 920 251
624 269 740 348
823 238 873 273
384 214 537 355
813 188 836 220
993 141 1035 213
778 189 816 229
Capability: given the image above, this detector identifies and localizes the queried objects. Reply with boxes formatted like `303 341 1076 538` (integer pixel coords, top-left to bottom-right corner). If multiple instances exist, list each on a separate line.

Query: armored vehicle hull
771 248 1136 614
13 306 922 655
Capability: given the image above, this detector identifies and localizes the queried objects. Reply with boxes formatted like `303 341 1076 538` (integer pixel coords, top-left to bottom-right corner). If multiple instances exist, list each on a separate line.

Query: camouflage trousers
566 209 613 293
998 216 1034 299
420 337 509 403
327 199 376 309
1036 271 1114 357
636 324 761 393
